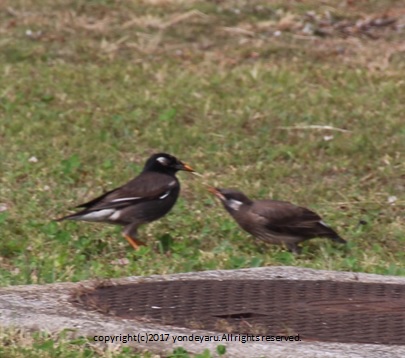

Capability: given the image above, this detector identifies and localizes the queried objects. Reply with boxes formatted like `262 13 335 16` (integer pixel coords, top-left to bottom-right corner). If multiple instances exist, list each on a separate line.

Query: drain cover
74 279 405 345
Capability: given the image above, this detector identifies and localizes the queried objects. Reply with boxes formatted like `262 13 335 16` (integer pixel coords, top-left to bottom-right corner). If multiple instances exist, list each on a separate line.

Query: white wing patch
109 210 122 221
111 197 141 203
77 209 115 222
228 199 243 211
159 190 171 200
158 182 176 199
319 220 330 228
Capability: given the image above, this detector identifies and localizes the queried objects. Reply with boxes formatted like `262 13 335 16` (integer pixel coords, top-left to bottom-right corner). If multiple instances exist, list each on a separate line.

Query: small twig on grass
278 125 351 132
320 201 405 206
161 10 208 29
221 27 256 37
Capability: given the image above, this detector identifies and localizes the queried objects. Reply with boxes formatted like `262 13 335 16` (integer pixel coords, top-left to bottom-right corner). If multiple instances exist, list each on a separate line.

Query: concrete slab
1 266 405 357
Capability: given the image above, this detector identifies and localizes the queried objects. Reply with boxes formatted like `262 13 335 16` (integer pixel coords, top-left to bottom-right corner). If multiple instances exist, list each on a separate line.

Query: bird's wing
74 173 178 211
75 187 118 208
250 200 325 235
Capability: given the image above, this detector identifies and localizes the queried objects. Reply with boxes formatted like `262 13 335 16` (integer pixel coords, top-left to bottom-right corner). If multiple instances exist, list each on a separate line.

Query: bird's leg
123 223 146 250
286 243 302 255
123 234 146 250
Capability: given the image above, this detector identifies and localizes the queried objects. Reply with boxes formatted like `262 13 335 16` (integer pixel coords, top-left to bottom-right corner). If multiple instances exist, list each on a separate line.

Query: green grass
1 0 404 356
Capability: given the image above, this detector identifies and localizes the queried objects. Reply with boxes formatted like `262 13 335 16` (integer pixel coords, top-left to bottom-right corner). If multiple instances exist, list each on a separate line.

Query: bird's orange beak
179 162 195 172
207 186 225 200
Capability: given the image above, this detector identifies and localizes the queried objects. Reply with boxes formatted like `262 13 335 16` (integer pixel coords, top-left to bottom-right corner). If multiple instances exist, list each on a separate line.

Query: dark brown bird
209 187 346 254
57 153 195 250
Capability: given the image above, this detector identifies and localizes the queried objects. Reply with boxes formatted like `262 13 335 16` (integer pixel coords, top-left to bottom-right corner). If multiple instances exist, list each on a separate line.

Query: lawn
0 0 404 356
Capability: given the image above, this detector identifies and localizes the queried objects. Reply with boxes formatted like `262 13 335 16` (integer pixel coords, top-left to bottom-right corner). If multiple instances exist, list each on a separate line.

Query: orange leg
123 234 146 250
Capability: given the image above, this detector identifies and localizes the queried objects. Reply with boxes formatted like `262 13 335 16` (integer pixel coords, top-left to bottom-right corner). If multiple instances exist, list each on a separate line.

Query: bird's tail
54 210 87 222
330 235 347 244
318 221 346 244
54 213 78 222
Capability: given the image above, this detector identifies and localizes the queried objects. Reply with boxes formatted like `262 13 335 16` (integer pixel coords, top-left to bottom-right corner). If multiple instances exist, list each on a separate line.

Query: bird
56 153 195 250
208 187 346 254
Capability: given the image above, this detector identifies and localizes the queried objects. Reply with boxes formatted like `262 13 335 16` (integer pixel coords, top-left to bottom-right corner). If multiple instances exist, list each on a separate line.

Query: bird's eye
156 157 169 166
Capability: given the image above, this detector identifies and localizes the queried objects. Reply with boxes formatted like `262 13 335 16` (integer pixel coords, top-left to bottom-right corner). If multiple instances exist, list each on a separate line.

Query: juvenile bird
209 187 346 254
57 153 195 250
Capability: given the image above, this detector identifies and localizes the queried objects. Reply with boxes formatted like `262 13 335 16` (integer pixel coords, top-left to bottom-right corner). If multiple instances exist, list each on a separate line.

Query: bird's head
208 187 253 212
143 153 195 174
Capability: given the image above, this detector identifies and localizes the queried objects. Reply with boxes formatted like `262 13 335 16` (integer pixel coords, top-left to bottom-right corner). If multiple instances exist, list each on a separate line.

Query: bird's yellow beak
180 163 195 172
207 186 225 200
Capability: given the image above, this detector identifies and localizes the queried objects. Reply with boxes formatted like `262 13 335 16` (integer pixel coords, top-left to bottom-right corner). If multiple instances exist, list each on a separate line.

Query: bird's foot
123 234 146 250
286 243 302 255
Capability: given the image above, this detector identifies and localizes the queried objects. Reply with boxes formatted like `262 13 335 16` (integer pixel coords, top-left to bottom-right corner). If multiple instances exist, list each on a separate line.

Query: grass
0 0 404 356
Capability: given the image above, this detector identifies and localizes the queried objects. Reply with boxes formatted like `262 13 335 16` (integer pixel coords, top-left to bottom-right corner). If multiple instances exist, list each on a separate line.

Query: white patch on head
228 199 243 211
111 197 141 203
156 156 169 165
78 209 115 222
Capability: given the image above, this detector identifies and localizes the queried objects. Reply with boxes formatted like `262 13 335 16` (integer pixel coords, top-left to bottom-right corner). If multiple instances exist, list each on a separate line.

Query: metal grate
74 279 405 345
